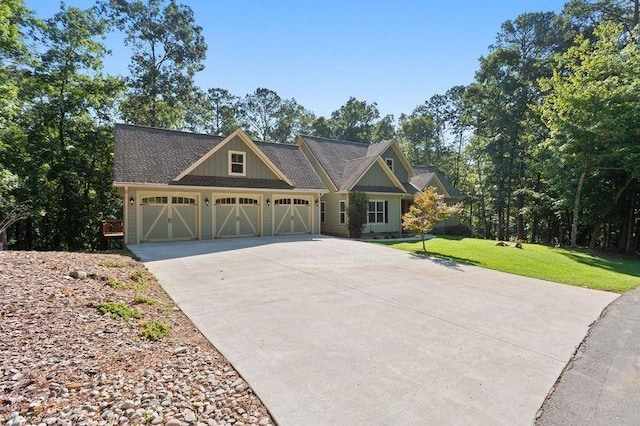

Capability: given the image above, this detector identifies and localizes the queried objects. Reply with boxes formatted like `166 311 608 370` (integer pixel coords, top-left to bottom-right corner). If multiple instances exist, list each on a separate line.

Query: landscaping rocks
0 251 273 426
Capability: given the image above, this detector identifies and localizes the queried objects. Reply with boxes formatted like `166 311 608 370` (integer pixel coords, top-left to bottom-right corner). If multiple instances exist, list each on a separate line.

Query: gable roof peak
115 122 218 139
299 134 370 146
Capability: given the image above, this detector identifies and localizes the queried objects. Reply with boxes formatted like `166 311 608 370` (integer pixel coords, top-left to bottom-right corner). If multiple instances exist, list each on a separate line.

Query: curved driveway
131 235 617 425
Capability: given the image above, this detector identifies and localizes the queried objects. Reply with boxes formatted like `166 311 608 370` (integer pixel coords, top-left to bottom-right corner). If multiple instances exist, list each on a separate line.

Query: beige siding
381 147 409 183
354 163 396 189
125 187 320 245
319 192 349 237
189 136 279 180
126 190 137 245
362 196 402 234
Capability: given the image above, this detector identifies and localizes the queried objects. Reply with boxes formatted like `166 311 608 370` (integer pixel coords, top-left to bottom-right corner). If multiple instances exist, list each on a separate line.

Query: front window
368 201 385 224
339 201 346 224
229 151 246 176
320 202 326 223
385 158 394 171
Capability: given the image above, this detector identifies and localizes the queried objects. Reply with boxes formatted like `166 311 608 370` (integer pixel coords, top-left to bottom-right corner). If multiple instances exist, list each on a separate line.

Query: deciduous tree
103 0 206 128
402 187 462 254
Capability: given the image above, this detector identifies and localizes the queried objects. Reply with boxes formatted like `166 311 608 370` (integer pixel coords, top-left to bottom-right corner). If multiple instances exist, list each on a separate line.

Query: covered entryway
273 196 312 235
214 195 261 238
140 194 198 242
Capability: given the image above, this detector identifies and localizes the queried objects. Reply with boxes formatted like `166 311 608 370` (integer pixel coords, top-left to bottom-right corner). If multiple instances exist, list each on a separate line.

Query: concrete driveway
130 235 617 425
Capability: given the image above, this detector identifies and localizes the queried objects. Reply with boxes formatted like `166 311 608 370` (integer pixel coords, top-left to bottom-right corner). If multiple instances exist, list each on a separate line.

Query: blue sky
27 0 567 118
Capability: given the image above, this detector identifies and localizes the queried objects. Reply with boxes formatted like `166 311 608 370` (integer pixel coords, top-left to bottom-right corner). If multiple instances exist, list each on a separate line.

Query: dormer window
229 150 246 176
385 158 394 172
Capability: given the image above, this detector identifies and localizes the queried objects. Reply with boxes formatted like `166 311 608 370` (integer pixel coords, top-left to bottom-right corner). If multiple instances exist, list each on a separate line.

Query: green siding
189 136 279 180
126 191 137 245
319 192 349 237
354 162 397 189
362 196 402 234
381 147 409 183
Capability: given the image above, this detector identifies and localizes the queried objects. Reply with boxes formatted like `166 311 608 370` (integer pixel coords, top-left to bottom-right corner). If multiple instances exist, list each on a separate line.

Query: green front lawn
375 236 640 293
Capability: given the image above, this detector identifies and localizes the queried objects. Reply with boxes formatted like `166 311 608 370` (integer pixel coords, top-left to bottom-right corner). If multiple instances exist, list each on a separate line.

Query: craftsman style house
298 135 461 237
113 124 461 244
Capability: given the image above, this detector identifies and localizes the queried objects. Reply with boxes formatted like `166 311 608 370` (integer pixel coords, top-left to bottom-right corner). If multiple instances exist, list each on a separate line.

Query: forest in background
1 0 638 253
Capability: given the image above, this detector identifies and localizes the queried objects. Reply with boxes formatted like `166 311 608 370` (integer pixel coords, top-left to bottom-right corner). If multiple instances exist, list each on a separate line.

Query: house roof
114 124 224 185
410 166 462 198
174 175 293 190
255 141 325 189
113 124 326 190
340 156 378 190
299 135 404 191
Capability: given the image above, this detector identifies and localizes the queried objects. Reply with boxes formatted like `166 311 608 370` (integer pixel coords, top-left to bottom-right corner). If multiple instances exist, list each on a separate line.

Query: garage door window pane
216 197 236 205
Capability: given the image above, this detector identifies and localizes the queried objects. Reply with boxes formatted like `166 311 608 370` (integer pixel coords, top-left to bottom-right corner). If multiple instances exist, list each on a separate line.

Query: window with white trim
385 158 394 171
339 201 346 224
368 200 385 224
229 151 246 176
320 202 326 223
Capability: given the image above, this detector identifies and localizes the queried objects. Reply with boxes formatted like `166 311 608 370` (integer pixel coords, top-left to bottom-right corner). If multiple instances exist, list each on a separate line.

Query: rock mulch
0 251 273 426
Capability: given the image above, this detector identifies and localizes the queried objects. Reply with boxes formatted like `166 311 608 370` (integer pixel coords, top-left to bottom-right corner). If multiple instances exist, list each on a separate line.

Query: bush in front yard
348 192 368 238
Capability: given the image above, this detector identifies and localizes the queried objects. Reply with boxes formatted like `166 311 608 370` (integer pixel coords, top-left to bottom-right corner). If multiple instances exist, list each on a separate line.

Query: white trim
389 142 415 177
339 200 346 224
136 190 200 243
114 182 328 194
385 157 394 172
271 195 313 235
123 186 129 245
347 157 406 193
419 175 451 197
173 128 293 185
367 199 385 224
296 136 339 192
228 150 246 176
211 193 262 238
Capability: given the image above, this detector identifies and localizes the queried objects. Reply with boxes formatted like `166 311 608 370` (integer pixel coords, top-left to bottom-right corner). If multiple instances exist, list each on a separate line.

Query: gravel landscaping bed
0 250 273 426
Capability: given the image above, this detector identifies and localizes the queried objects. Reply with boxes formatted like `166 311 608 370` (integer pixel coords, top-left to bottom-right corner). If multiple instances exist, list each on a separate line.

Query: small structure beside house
113 124 461 245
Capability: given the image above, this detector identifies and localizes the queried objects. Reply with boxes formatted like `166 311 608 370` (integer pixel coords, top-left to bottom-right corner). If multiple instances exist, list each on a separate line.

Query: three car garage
134 191 316 244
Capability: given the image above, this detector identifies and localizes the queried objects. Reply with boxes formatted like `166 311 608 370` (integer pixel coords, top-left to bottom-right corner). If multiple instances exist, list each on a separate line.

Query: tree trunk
497 209 505 241
422 235 427 254
571 156 589 247
589 222 601 250
516 191 525 241
476 159 489 239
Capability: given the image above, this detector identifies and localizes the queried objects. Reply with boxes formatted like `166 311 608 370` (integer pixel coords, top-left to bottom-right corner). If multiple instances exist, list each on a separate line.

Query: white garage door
273 197 312 235
214 196 260 238
140 195 198 242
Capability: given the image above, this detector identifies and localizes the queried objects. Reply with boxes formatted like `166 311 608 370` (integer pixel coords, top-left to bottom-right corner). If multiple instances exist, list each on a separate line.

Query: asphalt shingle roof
114 124 224 184
299 135 461 198
174 176 292 190
255 141 326 190
299 135 394 190
114 124 326 190
411 166 462 197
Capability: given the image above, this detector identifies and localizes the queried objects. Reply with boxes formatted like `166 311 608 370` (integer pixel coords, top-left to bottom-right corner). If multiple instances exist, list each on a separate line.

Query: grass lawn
375 236 640 293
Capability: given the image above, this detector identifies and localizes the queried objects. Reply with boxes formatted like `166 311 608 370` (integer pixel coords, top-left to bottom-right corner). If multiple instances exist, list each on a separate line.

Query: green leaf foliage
347 192 368 238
